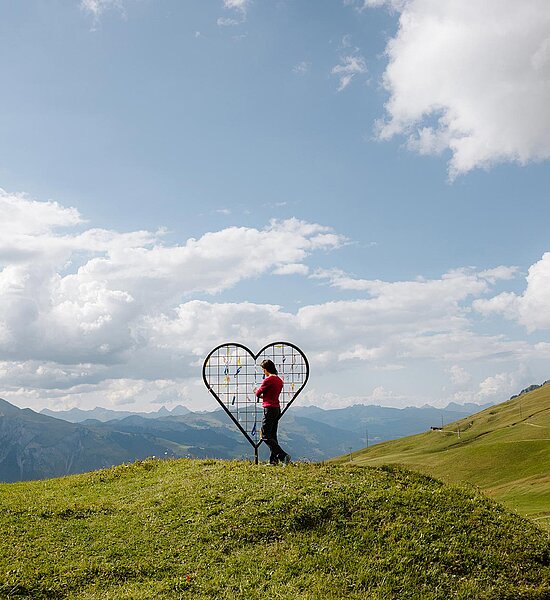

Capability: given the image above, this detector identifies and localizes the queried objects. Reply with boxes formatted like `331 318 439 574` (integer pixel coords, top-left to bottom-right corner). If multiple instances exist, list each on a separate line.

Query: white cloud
0 374 192 412
0 190 344 369
331 53 368 91
217 17 240 27
0 189 82 236
218 0 250 26
477 371 521 400
447 365 471 387
144 275 536 375
313 267 489 310
0 360 105 390
223 0 249 12
273 263 309 276
293 61 311 75
338 345 385 362
367 0 550 177
474 252 550 331
80 0 126 25
478 266 520 284
361 0 407 10
2 189 547 412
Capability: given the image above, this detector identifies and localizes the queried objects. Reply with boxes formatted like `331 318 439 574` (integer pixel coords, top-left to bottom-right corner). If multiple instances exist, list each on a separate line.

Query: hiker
254 359 291 466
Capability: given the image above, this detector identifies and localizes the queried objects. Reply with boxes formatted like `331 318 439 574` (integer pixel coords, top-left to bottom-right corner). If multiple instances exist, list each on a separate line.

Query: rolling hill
332 383 550 531
0 459 549 599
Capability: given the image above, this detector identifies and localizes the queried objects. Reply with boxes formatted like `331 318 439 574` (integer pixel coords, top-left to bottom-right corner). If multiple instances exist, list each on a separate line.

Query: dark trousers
261 407 287 464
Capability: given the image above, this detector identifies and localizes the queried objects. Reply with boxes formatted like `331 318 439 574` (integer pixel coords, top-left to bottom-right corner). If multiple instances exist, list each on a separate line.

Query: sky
1 0 550 413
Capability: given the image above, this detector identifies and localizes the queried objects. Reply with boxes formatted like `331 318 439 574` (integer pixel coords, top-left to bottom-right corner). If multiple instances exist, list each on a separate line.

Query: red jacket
255 375 283 408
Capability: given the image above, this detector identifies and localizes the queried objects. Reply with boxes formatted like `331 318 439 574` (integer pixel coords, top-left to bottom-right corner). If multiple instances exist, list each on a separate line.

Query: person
253 359 291 466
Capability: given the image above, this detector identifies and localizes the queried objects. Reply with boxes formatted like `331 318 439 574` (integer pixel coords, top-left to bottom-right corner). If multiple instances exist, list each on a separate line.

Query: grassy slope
332 385 550 530
1 459 550 599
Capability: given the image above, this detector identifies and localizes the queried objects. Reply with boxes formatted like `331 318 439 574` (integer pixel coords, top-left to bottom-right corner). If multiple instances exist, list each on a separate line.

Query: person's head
260 359 278 375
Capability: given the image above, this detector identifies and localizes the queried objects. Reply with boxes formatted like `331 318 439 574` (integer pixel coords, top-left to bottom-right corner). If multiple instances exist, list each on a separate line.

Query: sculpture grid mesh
204 343 308 442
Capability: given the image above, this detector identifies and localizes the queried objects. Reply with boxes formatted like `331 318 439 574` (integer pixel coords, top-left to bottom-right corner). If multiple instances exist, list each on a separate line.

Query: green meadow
333 385 550 532
1 459 549 599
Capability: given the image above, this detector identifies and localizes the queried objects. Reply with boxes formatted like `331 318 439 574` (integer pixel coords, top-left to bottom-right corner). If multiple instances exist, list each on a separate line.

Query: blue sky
1 0 550 412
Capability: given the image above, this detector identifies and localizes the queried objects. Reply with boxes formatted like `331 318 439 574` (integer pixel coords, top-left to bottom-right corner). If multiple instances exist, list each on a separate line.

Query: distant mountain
292 402 493 445
40 404 190 422
2 397 495 482
42 400 493 445
74 401 489 456
0 398 189 483
85 410 365 463
0 399 363 482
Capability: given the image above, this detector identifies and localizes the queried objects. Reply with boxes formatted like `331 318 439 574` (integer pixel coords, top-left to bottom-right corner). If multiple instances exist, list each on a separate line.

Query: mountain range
0 397 492 482
40 404 191 422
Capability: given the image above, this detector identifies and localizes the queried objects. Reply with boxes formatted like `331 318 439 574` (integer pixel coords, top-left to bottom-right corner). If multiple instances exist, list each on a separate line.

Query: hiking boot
282 454 291 466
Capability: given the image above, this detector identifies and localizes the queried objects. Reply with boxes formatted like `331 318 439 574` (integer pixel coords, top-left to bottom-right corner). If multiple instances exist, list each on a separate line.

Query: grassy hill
1 459 549 599
332 384 550 531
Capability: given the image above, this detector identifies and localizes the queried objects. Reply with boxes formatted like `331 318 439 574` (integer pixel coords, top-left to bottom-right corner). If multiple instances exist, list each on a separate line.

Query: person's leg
261 407 285 464
271 415 290 463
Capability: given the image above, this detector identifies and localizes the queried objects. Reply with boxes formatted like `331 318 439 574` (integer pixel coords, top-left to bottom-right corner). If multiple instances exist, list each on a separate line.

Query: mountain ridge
0 396 496 483
40 404 191 422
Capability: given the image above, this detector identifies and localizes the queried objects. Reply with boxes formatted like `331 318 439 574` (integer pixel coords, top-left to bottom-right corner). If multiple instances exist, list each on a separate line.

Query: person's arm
254 377 269 398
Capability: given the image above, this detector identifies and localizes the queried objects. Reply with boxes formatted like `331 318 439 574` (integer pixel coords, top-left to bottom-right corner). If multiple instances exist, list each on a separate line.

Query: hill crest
0 459 548 599
335 382 550 530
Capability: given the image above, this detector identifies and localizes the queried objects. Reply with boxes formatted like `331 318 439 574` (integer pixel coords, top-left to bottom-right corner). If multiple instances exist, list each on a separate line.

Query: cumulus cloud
1 189 546 412
367 0 550 177
478 266 520 284
0 190 82 236
273 263 310 276
217 17 240 27
223 0 250 12
331 53 368 91
477 370 524 401
447 365 471 387
218 0 250 26
143 271 537 377
474 252 550 331
1 373 192 412
312 266 489 309
293 61 311 75
0 190 344 369
80 0 126 26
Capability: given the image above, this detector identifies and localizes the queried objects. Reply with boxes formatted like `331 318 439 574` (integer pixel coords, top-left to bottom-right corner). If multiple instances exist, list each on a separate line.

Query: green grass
1 459 549 599
333 385 550 531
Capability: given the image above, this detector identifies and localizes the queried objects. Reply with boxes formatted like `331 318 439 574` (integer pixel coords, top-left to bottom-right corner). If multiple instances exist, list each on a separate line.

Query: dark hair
260 359 278 375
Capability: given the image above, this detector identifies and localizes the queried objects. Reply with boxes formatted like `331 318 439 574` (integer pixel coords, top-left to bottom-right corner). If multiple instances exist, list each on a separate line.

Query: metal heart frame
202 341 310 463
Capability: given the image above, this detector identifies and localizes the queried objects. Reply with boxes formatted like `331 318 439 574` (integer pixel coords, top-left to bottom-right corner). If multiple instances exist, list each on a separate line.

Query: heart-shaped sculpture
202 342 309 449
